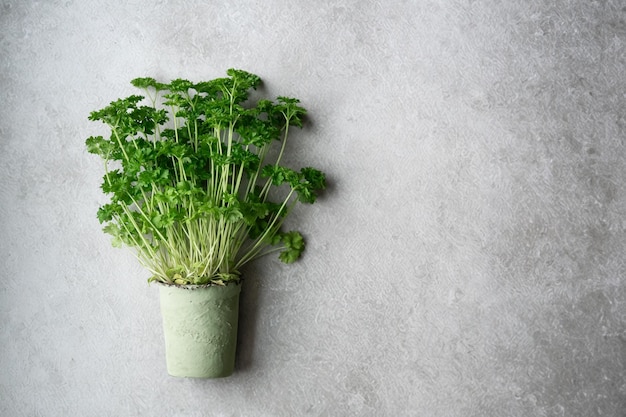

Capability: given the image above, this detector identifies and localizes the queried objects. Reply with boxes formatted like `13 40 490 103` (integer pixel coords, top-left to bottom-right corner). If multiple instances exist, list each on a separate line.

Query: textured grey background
1 0 625 416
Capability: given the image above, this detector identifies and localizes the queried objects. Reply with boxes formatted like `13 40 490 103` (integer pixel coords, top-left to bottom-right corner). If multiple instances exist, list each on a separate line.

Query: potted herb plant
86 69 325 378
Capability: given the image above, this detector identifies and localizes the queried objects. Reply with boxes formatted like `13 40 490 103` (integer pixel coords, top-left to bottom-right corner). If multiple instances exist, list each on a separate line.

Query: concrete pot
157 281 242 378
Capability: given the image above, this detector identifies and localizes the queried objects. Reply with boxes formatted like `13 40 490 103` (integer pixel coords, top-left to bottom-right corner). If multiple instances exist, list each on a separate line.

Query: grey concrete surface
1 0 625 416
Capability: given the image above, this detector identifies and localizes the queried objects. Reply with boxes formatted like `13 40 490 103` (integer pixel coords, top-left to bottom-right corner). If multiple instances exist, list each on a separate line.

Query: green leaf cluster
86 69 325 285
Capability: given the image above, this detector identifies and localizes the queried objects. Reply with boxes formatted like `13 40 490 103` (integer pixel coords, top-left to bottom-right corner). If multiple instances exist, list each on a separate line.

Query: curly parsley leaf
278 231 305 264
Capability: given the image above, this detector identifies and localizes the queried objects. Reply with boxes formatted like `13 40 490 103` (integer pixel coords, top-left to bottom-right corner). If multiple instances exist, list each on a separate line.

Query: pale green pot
158 282 242 378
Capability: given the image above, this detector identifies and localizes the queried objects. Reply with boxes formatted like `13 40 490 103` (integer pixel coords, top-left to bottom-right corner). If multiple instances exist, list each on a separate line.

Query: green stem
275 121 290 167
235 188 296 269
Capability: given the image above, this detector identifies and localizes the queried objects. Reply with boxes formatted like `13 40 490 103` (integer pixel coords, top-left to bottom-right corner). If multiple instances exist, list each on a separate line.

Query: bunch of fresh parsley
86 69 325 285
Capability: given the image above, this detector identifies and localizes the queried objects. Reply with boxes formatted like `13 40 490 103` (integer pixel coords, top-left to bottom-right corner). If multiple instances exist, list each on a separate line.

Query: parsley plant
86 69 325 285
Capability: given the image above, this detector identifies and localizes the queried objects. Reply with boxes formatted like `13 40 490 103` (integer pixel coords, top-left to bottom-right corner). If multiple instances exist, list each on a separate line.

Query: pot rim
153 280 242 291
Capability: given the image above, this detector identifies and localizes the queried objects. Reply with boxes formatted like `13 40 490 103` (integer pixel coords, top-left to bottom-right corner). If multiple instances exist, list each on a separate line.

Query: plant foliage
86 69 325 285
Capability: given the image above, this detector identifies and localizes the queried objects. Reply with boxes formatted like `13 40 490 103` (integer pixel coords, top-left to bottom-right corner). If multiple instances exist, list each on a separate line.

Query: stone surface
1 0 625 415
